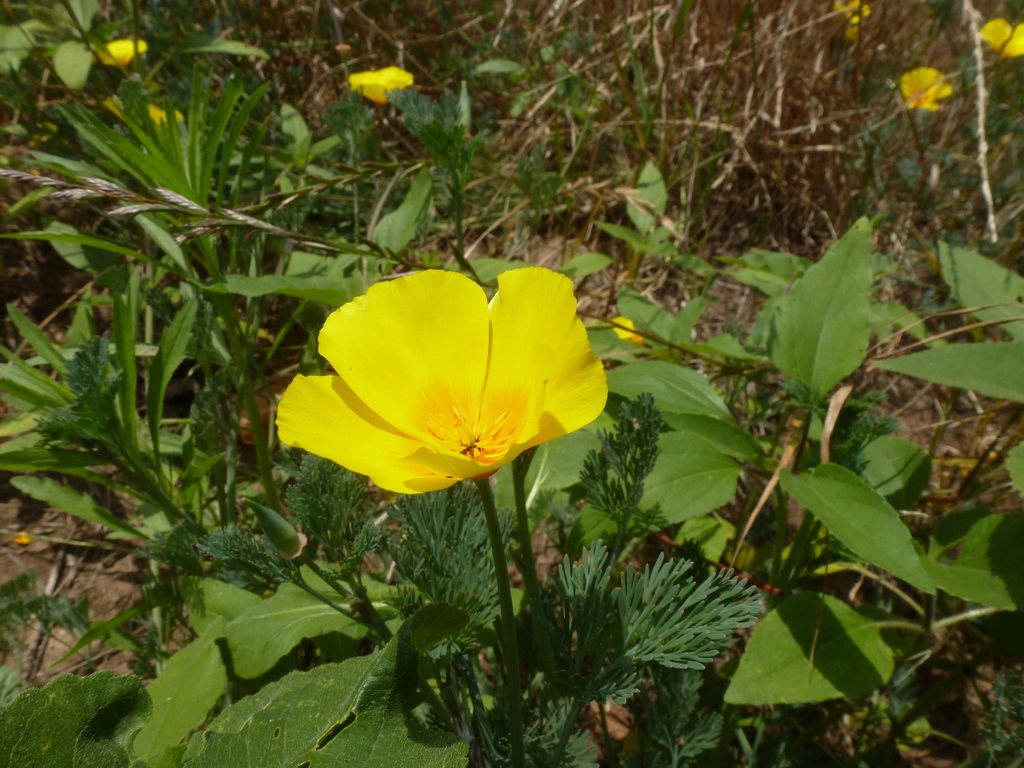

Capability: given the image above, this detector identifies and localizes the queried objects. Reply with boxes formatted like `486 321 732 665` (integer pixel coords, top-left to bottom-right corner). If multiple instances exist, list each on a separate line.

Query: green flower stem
511 450 540 603
474 478 525 768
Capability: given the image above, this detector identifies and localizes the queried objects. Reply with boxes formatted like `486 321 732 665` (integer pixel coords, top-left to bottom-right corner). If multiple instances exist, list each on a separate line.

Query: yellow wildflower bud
12 531 31 546
348 66 415 104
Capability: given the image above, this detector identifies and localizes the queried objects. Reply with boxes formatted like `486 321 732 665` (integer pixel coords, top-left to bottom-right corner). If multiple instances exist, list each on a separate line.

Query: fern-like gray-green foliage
387 89 484 182
982 670 1024 765
540 541 761 705
625 668 722 768
200 526 293 586
580 393 663 556
38 337 119 449
387 483 512 656
0 570 89 656
286 455 380 578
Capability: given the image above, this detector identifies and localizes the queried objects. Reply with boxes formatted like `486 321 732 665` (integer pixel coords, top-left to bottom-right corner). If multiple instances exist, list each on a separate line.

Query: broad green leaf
860 436 932 510
188 578 262 637
875 342 1024 403
660 413 764 462
671 296 704 344
617 287 676 340
642 432 741 524
184 605 469 768
371 167 433 252
559 252 612 279
0 23 43 74
180 34 269 59
204 274 360 307
923 513 1024 610
725 250 812 297
1007 444 1024 495
280 104 311 161
725 592 896 705
680 333 761 361
38 222 121 272
67 0 99 26
626 161 667 234
675 514 735 562
0 671 151 768
134 616 227 764
594 221 675 256
52 41 93 90
224 582 365 679
869 300 927 343
768 218 873 396
58 600 157 663
607 360 732 420
938 242 1024 340
473 59 524 75
10 475 145 539
781 465 933 593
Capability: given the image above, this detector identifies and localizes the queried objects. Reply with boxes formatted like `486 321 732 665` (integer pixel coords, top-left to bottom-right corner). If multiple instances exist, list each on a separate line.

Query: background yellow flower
348 66 415 104
981 19 1024 58
899 67 952 111
611 316 646 345
277 268 607 493
98 39 148 67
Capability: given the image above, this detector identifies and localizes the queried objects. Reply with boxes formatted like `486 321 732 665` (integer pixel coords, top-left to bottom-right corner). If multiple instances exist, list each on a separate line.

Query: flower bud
247 500 304 559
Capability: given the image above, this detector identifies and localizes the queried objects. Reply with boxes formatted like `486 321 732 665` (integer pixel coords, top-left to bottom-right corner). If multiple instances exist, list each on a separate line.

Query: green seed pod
248 500 303 559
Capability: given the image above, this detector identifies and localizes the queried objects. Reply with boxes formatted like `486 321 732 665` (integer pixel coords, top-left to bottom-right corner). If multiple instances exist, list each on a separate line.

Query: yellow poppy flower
980 19 1024 58
348 66 415 104
834 2 870 42
277 267 608 493
899 67 953 111
98 39 148 67
611 316 645 345
12 531 31 546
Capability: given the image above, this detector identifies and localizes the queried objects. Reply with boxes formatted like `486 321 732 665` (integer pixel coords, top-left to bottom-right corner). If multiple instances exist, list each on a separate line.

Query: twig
962 0 998 243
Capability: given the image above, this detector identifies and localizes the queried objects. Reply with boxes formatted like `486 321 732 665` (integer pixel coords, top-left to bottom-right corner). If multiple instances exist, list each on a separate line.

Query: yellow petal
105 39 147 67
899 67 950 111
1005 23 1024 57
349 66 414 104
276 374 456 493
981 19 1012 53
317 270 490 448
611 316 645 345
487 267 607 449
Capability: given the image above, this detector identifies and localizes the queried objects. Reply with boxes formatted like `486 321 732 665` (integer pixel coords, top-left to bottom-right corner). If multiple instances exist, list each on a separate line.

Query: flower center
425 403 521 465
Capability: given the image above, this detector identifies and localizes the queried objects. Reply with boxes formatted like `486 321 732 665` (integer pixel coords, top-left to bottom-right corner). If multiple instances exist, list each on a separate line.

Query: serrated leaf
607 360 732 420
133 616 228 764
224 582 365 679
642 432 740 524
780 464 934 593
875 342 1024 403
53 41 93 90
372 167 432 253
923 512 1024 610
768 218 873 397
0 671 151 768
725 592 896 705
860 435 932 510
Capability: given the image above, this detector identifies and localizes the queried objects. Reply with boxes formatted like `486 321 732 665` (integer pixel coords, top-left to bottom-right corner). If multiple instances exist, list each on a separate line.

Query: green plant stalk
511 451 540 603
304 555 393 643
474 477 525 768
